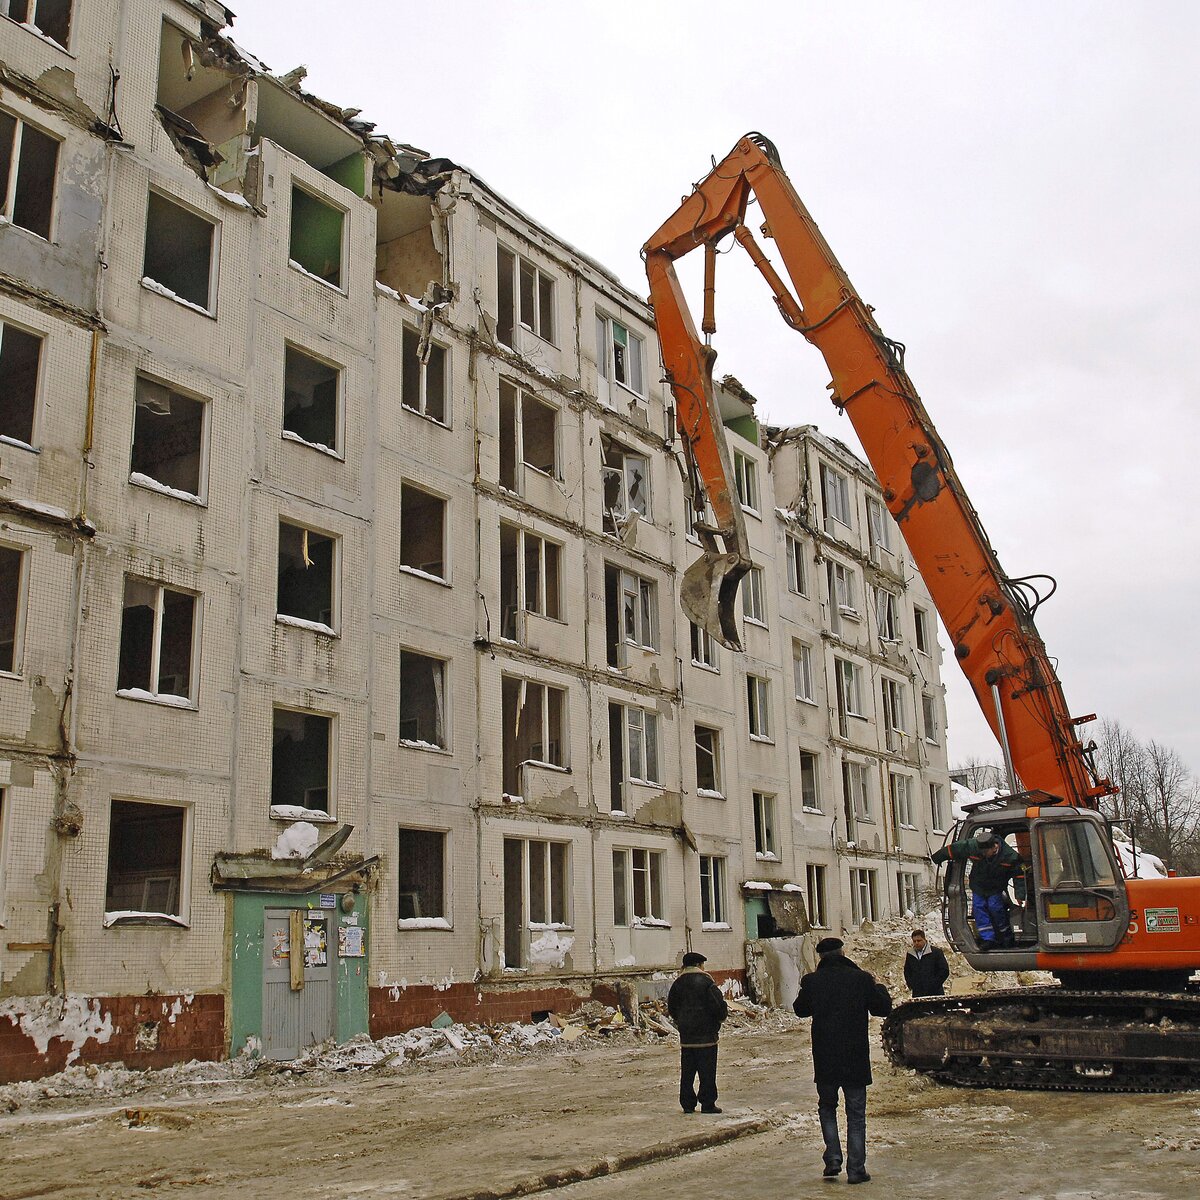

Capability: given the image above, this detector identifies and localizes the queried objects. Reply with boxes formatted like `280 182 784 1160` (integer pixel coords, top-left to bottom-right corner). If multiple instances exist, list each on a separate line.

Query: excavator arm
644 134 1111 807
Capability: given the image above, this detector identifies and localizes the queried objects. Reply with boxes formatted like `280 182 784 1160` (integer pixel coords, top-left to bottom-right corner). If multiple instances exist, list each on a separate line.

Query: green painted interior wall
290 187 345 284
324 151 365 196
743 896 769 939
724 415 760 443
229 890 369 1056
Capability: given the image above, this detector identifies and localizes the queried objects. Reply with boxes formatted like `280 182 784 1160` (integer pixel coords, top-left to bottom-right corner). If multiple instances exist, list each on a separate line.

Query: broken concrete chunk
430 1011 454 1029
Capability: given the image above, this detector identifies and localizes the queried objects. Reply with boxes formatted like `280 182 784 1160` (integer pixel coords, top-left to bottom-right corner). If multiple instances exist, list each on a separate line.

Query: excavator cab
941 796 1130 973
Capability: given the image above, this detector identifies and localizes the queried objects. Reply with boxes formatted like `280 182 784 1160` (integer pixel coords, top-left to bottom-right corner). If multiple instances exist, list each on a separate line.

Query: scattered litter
430 1012 454 1030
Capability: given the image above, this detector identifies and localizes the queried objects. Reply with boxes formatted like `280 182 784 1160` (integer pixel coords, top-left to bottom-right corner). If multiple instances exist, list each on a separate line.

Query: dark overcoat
667 967 728 1047
792 953 893 1086
904 945 950 997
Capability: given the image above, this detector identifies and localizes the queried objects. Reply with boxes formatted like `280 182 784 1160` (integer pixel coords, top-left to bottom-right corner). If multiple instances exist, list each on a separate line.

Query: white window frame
116 576 200 706
929 782 949 832
734 451 759 514
867 496 893 555
836 657 865 719
793 642 815 702
897 870 921 918
850 867 878 925
504 676 568 773
843 760 872 822
401 324 450 425
890 771 915 829
497 244 556 344
500 379 560 489
0 108 59 240
2 1 73 49
805 863 828 928
882 677 908 749
914 606 932 656
0 316 44 451
922 692 939 744
875 586 900 641
501 523 562 627
821 463 851 529
690 621 718 670
602 437 651 526
596 311 645 396
613 847 666 925
830 560 858 616
614 702 661 787
747 673 772 741
753 791 778 859
619 568 657 651
742 565 766 625
694 724 722 797
103 797 193 927
799 750 821 813
786 534 807 595
0 542 29 678
699 854 727 926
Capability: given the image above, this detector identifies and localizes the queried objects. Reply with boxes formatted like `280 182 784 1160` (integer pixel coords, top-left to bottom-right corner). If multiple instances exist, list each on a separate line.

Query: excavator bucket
680 550 747 652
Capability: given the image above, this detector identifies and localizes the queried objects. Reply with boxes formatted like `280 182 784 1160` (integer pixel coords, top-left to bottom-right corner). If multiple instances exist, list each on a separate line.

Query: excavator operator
931 831 1023 951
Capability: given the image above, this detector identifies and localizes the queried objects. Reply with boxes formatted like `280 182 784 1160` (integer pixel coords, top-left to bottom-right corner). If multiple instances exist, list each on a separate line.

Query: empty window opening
734 451 759 512
290 185 343 288
496 245 555 345
277 522 337 630
117 577 196 702
867 496 893 557
399 483 446 581
504 837 570 967
500 523 561 639
891 771 915 829
397 827 445 920
283 346 340 453
800 751 821 812
609 701 660 809
850 868 878 925
786 534 807 595
700 855 726 925
105 800 185 918
0 545 27 674
0 320 41 446
747 674 771 740
402 326 447 424
501 675 565 795
131 375 206 498
613 847 664 925
806 863 828 928
596 312 644 395
922 692 939 743
0 109 59 240
753 791 778 858
690 621 717 669
601 435 650 531
2 0 72 47
914 606 932 655
143 191 215 311
499 379 558 490
399 649 446 748
694 725 721 795
271 708 332 814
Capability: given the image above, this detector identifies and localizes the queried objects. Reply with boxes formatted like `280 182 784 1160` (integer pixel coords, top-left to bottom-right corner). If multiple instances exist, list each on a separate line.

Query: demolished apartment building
0 0 952 1080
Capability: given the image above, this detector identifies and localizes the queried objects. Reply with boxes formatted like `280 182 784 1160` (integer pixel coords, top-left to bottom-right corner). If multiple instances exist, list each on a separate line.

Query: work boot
700 1105 722 1114
848 1172 871 1184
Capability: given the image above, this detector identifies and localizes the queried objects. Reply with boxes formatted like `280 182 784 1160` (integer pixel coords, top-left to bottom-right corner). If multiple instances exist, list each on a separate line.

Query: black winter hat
815 937 844 955
682 952 707 967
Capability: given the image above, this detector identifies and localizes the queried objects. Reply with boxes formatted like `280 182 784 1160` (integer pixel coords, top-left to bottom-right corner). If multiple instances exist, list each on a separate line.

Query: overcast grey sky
231 1 1200 776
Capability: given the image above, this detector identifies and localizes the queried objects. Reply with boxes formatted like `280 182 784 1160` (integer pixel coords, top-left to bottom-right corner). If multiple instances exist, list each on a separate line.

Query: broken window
595 312 644 395
290 185 343 288
283 345 340 454
843 761 872 833
800 751 821 812
820 462 852 529
891 771 915 829
882 677 908 749
105 799 186 919
914 606 931 655
397 827 445 920
276 522 337 631
875 587 900 641
401 326 447 424
496 245 555 345
143 190 216 312
786 534 807 596
0 319 41 446
829 561 857 614
835 657 864 724
504 837 570 967
922 692 939 743
850 868 878 924
0 109 59 240
753 791 778 858
609 702 660 809
747 673 771 740
612 847 664 925
601 435 650 531
793 642 814 702
742 565 765 625
898 871 921 918
699 855 726 925
867 496 893 556
929 782 949 832
498 380 558 490
130 375 206 499
271 708 332 814
399 649 447 748
694 725 721 795
806 864 828 928
690 621 717 670
0 544 27 674
499 523 561 639
117 577 197 702
734 451 759 512
399 482 446 581
604 564 656 664
2 1 71 46
501 676 566 795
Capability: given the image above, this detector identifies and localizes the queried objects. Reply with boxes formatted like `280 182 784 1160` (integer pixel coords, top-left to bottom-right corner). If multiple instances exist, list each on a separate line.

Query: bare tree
950 757 1007 793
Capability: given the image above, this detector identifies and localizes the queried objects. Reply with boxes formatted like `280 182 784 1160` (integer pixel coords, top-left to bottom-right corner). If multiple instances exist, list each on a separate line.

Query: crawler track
883 988 1200 1092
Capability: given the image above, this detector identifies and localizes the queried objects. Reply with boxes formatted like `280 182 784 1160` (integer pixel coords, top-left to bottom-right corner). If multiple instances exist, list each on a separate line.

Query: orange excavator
645 133 1200 1090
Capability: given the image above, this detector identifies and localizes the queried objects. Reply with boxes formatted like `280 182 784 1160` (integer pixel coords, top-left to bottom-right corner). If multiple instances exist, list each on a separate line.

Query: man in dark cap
667 951 729 1113
931 829 1022 949
793 936 892 1183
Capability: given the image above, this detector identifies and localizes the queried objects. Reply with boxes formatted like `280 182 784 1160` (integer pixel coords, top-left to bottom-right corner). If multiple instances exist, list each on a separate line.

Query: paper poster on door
339 924 364 957
304 918 328 967
271 928 290 963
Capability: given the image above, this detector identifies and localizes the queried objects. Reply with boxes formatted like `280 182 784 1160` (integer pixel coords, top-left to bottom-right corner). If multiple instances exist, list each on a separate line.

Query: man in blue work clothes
931 830 1022 950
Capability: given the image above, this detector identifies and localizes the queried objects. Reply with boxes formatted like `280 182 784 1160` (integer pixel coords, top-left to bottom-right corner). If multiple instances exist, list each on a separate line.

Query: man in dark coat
903 929 950 997
793 936 893 1184
667 951 728 1113
931 829 1022 949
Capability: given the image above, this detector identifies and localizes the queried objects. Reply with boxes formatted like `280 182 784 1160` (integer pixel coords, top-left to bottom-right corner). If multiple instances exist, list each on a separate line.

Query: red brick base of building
0 993 224 1085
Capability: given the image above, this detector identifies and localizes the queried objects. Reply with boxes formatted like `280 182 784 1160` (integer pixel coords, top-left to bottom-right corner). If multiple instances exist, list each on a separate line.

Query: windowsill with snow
701 922 732 932
288 259 346 295
796 696 818 707
130 472 204 505
270 804 335 823
755 852 780 862
104 911 188 929
4 16 73 54
801 806 824 815
141 277 214 318
116 688 195 710
398 917 452 931
748 734 775 745
400 401 451 431
399 565 451 587
528 922 574 932
630 917 670 929
691 660 720 674
275 614 338 636
281 429 343 460
696 789 725 800
399 738 451 754
0 434 38 454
